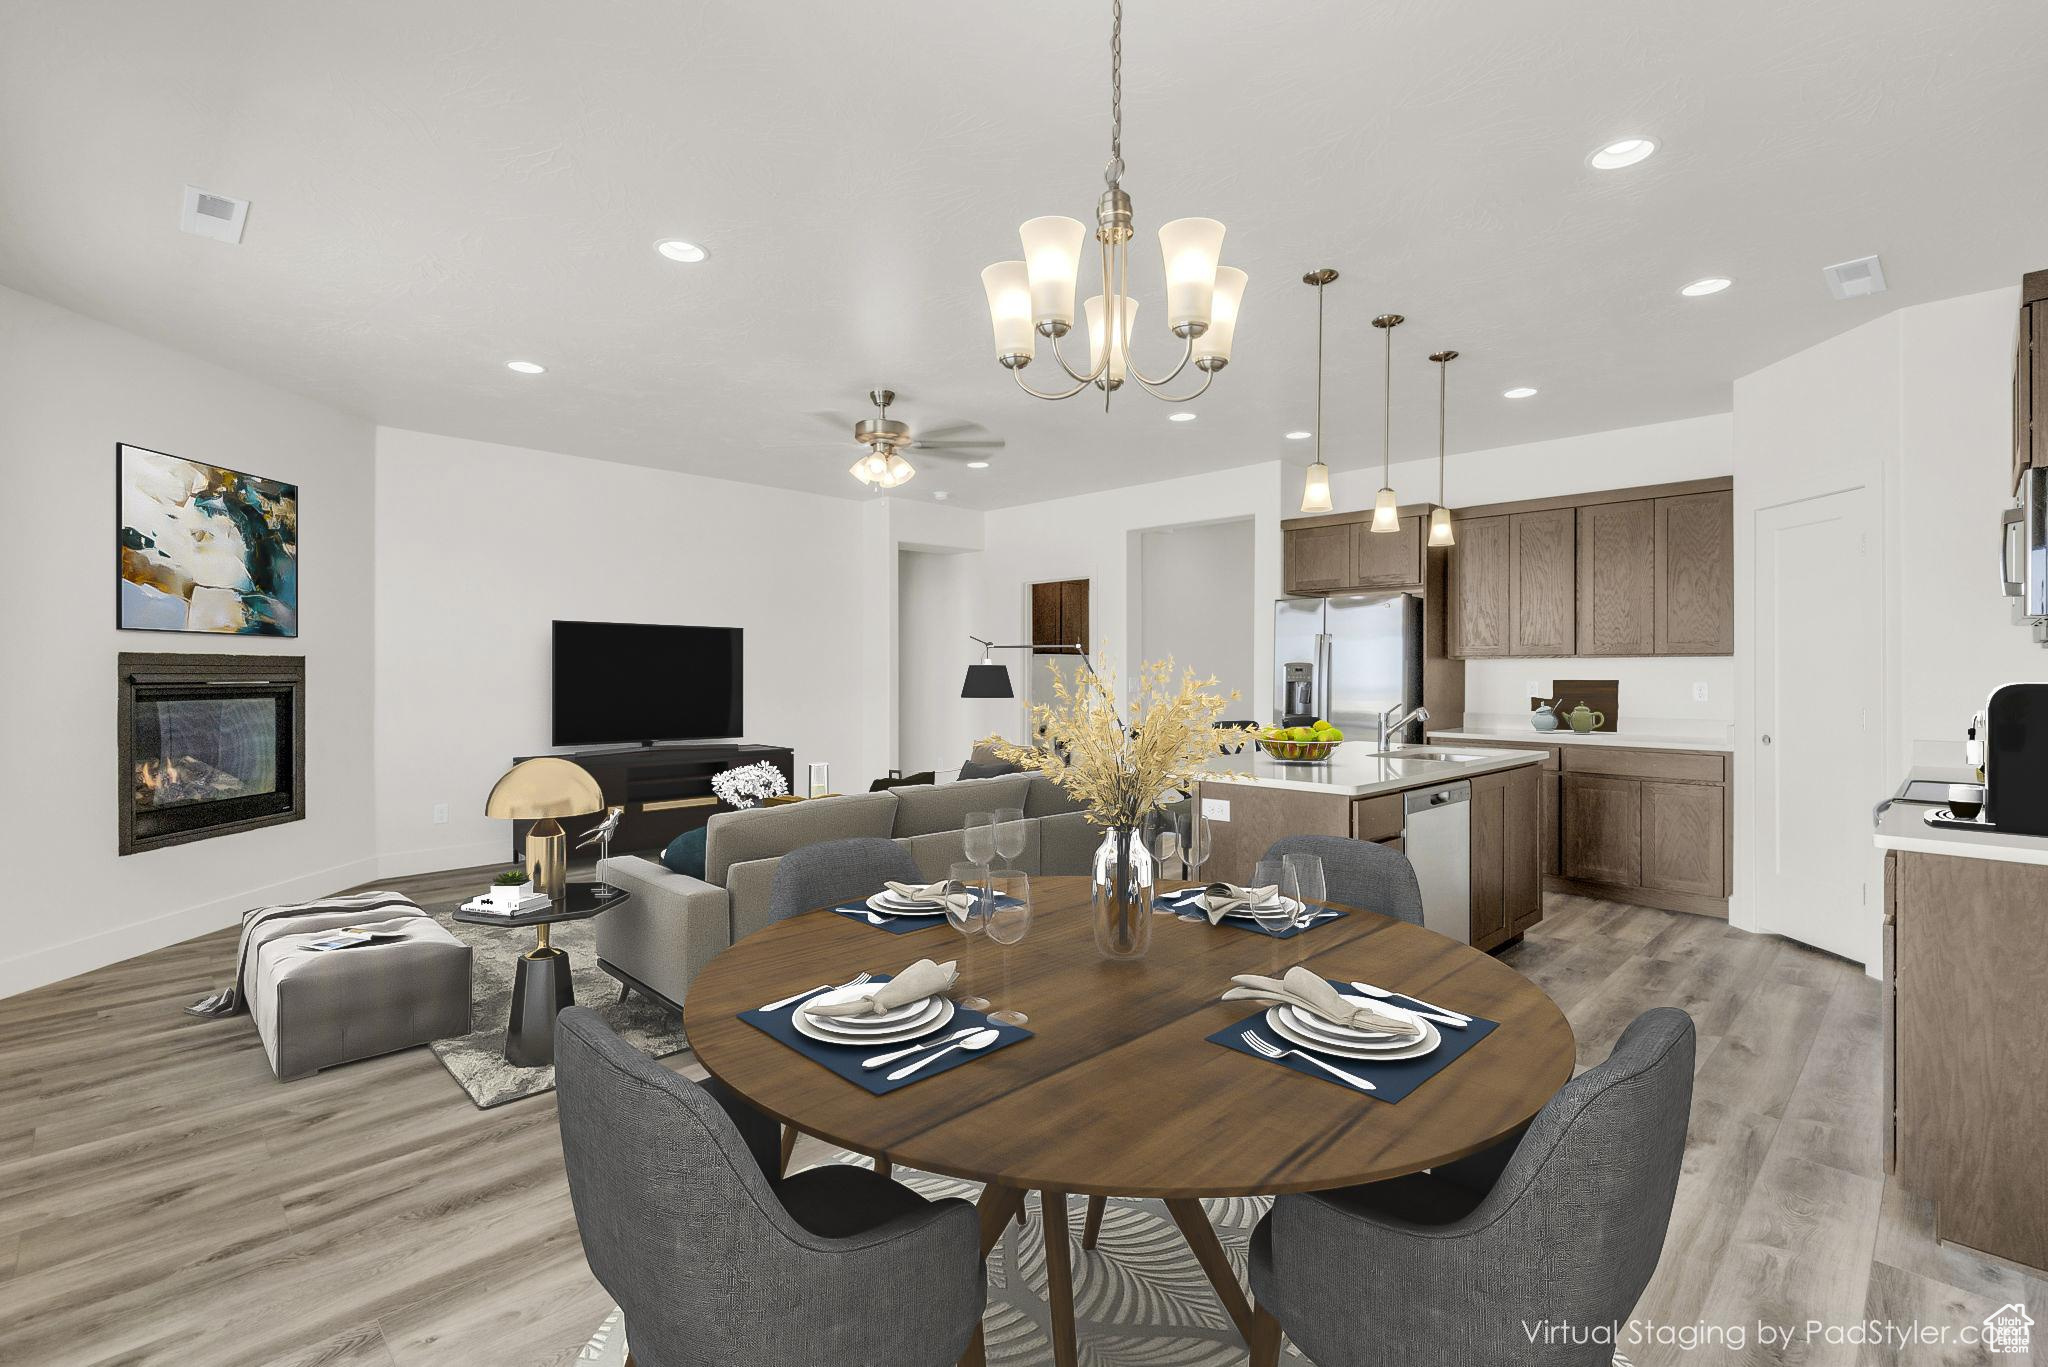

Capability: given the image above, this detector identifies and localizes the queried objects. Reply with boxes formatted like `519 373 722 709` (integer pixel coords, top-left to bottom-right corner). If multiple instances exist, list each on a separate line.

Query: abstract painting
117 444 299 636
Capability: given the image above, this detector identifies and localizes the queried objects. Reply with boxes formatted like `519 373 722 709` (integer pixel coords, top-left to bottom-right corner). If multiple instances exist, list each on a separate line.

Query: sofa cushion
659 826 709 879
957 758 1021 781
1022 774 1086 819
869 771 937 792
889 774 1035 838
704 791 899 886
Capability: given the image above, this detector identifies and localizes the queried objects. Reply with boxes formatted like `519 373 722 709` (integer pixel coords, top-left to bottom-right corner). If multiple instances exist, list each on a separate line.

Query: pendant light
1428 350 1459 547
1369 313 1404 532
1298 269 1337 513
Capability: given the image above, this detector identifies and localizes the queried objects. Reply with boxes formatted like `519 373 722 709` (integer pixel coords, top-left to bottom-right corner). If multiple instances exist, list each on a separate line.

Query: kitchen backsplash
1463 656 1735 741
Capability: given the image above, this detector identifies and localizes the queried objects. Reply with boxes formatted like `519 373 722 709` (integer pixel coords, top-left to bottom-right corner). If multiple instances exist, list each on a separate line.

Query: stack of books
460 890 553 916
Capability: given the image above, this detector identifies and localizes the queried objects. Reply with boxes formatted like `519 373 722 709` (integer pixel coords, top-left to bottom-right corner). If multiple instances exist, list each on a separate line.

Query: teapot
1566 702 1606 733
1531 699 1563 732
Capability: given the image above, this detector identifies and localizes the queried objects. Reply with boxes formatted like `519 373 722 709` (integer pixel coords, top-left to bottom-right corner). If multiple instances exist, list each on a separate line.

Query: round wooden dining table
683 876 1575 1367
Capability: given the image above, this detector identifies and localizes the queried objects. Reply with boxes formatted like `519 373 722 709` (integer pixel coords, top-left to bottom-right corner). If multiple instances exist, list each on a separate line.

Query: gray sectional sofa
596 773 1104 1012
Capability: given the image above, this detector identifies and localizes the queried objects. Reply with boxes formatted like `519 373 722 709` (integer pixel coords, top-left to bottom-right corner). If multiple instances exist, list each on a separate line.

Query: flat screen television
551 620 743 747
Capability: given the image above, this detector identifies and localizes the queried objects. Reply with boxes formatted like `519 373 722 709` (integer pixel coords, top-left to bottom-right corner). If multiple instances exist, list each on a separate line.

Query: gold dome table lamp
485 758 605 901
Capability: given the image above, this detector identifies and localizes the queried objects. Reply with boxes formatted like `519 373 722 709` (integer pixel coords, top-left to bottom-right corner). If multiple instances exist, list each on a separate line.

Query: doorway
1752 487 1882 964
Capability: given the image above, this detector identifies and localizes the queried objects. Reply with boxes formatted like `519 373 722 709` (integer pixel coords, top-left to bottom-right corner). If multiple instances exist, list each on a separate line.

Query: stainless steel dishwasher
1403 781 1472 944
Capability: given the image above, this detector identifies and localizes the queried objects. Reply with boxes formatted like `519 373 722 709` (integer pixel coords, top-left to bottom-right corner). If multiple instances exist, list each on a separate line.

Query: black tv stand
508 742 794 861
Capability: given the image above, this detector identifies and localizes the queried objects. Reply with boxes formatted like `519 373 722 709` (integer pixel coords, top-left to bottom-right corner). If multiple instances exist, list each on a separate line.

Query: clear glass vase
1092 825 1156 960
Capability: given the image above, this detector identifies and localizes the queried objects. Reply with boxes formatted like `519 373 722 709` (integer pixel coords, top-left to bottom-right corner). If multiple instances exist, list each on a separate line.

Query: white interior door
1753 487 1882 964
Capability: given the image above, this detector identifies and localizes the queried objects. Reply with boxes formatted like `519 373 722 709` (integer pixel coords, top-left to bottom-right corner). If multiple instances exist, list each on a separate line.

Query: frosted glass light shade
1019 216 1086 329
1085 293 1140 385
1157 218 1226 332
981 261 1036 362
1371 487 1401 532
1428 505 1456 547
882 453 915 488
1193 266 1247 366
1300 461 1333 513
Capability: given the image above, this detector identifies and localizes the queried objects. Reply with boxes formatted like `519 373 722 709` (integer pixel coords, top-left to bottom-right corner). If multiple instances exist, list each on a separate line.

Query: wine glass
947 859 993 1012
1283 852 1327 932
1142 806 1183 880
993 807 1027 865
983 869 1032 1027
1177 808 1213 883
963 811 996 870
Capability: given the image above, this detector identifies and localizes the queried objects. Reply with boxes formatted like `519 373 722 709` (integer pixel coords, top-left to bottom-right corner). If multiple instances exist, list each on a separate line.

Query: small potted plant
488 866 533 908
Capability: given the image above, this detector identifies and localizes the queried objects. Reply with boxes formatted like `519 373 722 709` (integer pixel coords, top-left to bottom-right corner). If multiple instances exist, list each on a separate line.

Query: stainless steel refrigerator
1273 594 1424 741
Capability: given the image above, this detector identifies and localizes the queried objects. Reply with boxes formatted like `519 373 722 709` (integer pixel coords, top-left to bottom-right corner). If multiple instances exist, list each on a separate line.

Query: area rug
423 897 688 1109
579 1154 1309 1364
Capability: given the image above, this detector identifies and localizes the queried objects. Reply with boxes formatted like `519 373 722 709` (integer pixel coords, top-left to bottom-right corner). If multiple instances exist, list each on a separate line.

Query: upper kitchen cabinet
1576 500 1656 655
1507 508 1577 656
1655 491 1735 654
1283 523 1354 593
1281 505 1434 595
1448 515 1510 657
1351 516 1424 590
2015 269 2047 494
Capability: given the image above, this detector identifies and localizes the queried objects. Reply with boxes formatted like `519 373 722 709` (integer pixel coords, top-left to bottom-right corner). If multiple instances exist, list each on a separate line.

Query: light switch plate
1201 797 1231 821
432 803 448 825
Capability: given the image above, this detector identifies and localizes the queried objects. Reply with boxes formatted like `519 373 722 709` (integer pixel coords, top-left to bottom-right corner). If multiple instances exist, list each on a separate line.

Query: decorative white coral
711 761 789 810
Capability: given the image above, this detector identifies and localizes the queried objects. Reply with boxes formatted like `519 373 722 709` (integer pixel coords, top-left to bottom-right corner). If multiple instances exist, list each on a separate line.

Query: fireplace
118 652 305 854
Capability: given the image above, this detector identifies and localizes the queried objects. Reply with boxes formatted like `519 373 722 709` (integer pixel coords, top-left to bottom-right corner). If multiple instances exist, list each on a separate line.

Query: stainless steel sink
1369 748 1500 763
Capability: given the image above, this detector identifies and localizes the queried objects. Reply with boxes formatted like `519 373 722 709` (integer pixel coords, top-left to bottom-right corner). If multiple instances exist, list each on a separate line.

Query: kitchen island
1196 745 1545 951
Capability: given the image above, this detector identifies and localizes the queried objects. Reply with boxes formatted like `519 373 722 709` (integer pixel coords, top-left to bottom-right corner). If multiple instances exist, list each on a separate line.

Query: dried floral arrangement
711 760 789 810
984 652 1257 827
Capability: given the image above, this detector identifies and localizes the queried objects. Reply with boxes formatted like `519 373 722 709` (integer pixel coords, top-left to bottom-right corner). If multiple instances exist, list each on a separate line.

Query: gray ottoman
248 911 472 1080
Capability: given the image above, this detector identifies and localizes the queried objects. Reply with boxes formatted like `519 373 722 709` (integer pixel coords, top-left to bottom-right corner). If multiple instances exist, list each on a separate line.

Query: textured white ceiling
4 0 2046 509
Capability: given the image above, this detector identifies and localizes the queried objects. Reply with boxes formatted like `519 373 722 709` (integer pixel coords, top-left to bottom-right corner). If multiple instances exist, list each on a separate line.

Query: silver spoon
885 1027 1001 1081
861 1026 980 1070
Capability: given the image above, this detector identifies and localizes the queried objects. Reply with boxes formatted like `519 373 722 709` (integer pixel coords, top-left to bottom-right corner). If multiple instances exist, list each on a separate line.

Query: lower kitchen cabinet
1561 773 1641 886
1640 779 1726 896
1469 764 1542 950
1553 746 1729 916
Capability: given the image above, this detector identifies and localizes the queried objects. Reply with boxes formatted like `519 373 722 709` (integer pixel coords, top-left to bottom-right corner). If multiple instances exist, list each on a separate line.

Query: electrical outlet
1526 677 1543 698
1692 682 1710 703
1201 797 1231 822
432 803 448 825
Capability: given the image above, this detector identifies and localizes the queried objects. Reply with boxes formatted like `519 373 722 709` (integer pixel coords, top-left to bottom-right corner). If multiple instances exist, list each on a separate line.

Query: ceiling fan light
1158 217 1225 334
1020 216 1086 330
1371 486 1401 533
883 452 916 487
1085 293 1139 386
1194 266 1247 368
849 456 874 486
980 261 1036 365
1300 461 1333 513
1428 506 1456 547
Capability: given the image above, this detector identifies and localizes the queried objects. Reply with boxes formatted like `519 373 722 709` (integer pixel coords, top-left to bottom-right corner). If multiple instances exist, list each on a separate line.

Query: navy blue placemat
1153 889 1346 938
832 891 1021 935
740 975 1032 1095
1207 979 1497 1103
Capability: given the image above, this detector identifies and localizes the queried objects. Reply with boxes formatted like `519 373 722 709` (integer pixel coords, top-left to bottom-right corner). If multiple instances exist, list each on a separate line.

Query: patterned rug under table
579 1154 1308 1364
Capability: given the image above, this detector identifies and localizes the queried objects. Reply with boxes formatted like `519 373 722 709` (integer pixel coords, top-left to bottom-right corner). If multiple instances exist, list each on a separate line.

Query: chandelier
979 0 1247 409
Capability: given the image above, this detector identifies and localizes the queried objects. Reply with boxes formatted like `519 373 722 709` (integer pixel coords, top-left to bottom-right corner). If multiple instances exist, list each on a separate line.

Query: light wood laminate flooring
0 872 2040 1365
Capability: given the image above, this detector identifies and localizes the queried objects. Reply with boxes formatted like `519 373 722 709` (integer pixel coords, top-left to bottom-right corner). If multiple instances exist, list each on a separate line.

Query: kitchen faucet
1378 704 1431 751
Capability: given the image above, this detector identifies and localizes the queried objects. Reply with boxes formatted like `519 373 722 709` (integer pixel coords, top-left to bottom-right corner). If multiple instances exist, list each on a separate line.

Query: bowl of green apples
1256 720 1345 763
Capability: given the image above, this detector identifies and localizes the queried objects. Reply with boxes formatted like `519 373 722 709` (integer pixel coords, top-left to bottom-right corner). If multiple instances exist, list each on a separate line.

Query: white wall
0 285 379 997
372 428 872 875
897 547 975 776
1138 518 1257 715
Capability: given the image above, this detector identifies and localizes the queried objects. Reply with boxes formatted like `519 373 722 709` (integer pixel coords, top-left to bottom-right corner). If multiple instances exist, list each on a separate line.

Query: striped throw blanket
185 890 424 1018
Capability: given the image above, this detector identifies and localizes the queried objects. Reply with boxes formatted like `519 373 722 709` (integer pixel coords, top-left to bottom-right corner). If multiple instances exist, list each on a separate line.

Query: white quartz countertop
1199 744 1542 797
1428 726 1733 754
1873 768 2048 866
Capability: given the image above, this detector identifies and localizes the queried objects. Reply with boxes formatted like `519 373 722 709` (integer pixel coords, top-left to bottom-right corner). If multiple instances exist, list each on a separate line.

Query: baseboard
375 837 509 881
1544 876 1729 919
0 855 382 1000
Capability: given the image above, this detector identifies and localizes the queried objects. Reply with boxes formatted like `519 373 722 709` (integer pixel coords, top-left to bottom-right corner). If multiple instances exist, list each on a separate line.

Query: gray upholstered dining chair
767 836 922 925
1261 834 1425 926
1244 1007 1696 1367
553 1007 987 1367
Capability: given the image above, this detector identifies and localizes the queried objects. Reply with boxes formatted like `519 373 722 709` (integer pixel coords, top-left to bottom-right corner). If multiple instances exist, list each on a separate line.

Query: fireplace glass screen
133 696 282 810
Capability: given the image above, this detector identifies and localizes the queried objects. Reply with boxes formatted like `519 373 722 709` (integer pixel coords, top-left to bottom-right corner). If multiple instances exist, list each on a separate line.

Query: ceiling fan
823 389 1005 490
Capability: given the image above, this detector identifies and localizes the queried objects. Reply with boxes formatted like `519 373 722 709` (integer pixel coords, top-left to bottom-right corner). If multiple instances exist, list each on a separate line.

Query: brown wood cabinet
2014 269 2048 494
1468 764 1543 950
1283 525 1354 593
1560 772 1641 886
1655 491 1735 654
1639 779 1726 896
1351 517 1424 590
1507 508 1577 656
1447 515 1509 657
1281 516 1425 594
1030 579 1090 653
1550 744 1729 915
1575 500 1656 654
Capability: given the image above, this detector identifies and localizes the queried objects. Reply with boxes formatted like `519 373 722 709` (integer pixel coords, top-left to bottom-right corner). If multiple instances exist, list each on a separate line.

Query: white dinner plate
800 999 947 1038
800 983 940 1026
795 998 956 1047
866 892 951 917
1221 896 1304 922
1278 994 1424 1042
1266 1007 1441 1061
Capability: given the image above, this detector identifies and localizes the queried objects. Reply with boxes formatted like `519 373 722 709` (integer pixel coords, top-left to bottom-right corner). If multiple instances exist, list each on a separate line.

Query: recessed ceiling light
934 491 950 501
966 460 991 469
655 239 708 263
1588 137 1657 170
1503 386 1538 399
1285 430 1312 440
1680 277 1732 297
1169 411 1197 423
506 360 546 374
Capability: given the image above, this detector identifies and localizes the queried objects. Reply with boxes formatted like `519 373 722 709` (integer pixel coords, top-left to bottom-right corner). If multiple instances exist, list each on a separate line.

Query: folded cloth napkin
1195 882 1282 925
806 958 959 1018
1221 966 1425 1039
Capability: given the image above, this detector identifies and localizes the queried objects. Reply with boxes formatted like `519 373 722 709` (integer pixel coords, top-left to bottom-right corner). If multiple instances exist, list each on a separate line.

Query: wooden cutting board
1536 678 1619 732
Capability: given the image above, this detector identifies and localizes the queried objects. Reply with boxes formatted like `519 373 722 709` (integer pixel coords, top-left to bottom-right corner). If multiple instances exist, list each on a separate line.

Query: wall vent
179 185 249 243
1822 255 1887 300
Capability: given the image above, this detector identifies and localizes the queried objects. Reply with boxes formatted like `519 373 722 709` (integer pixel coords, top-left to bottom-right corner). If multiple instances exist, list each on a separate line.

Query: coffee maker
1932 683 2048 834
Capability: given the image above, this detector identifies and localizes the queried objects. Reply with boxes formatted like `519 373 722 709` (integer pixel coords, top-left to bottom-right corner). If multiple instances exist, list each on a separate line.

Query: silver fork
762 971 873 1014
1241 1030 1377 1092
